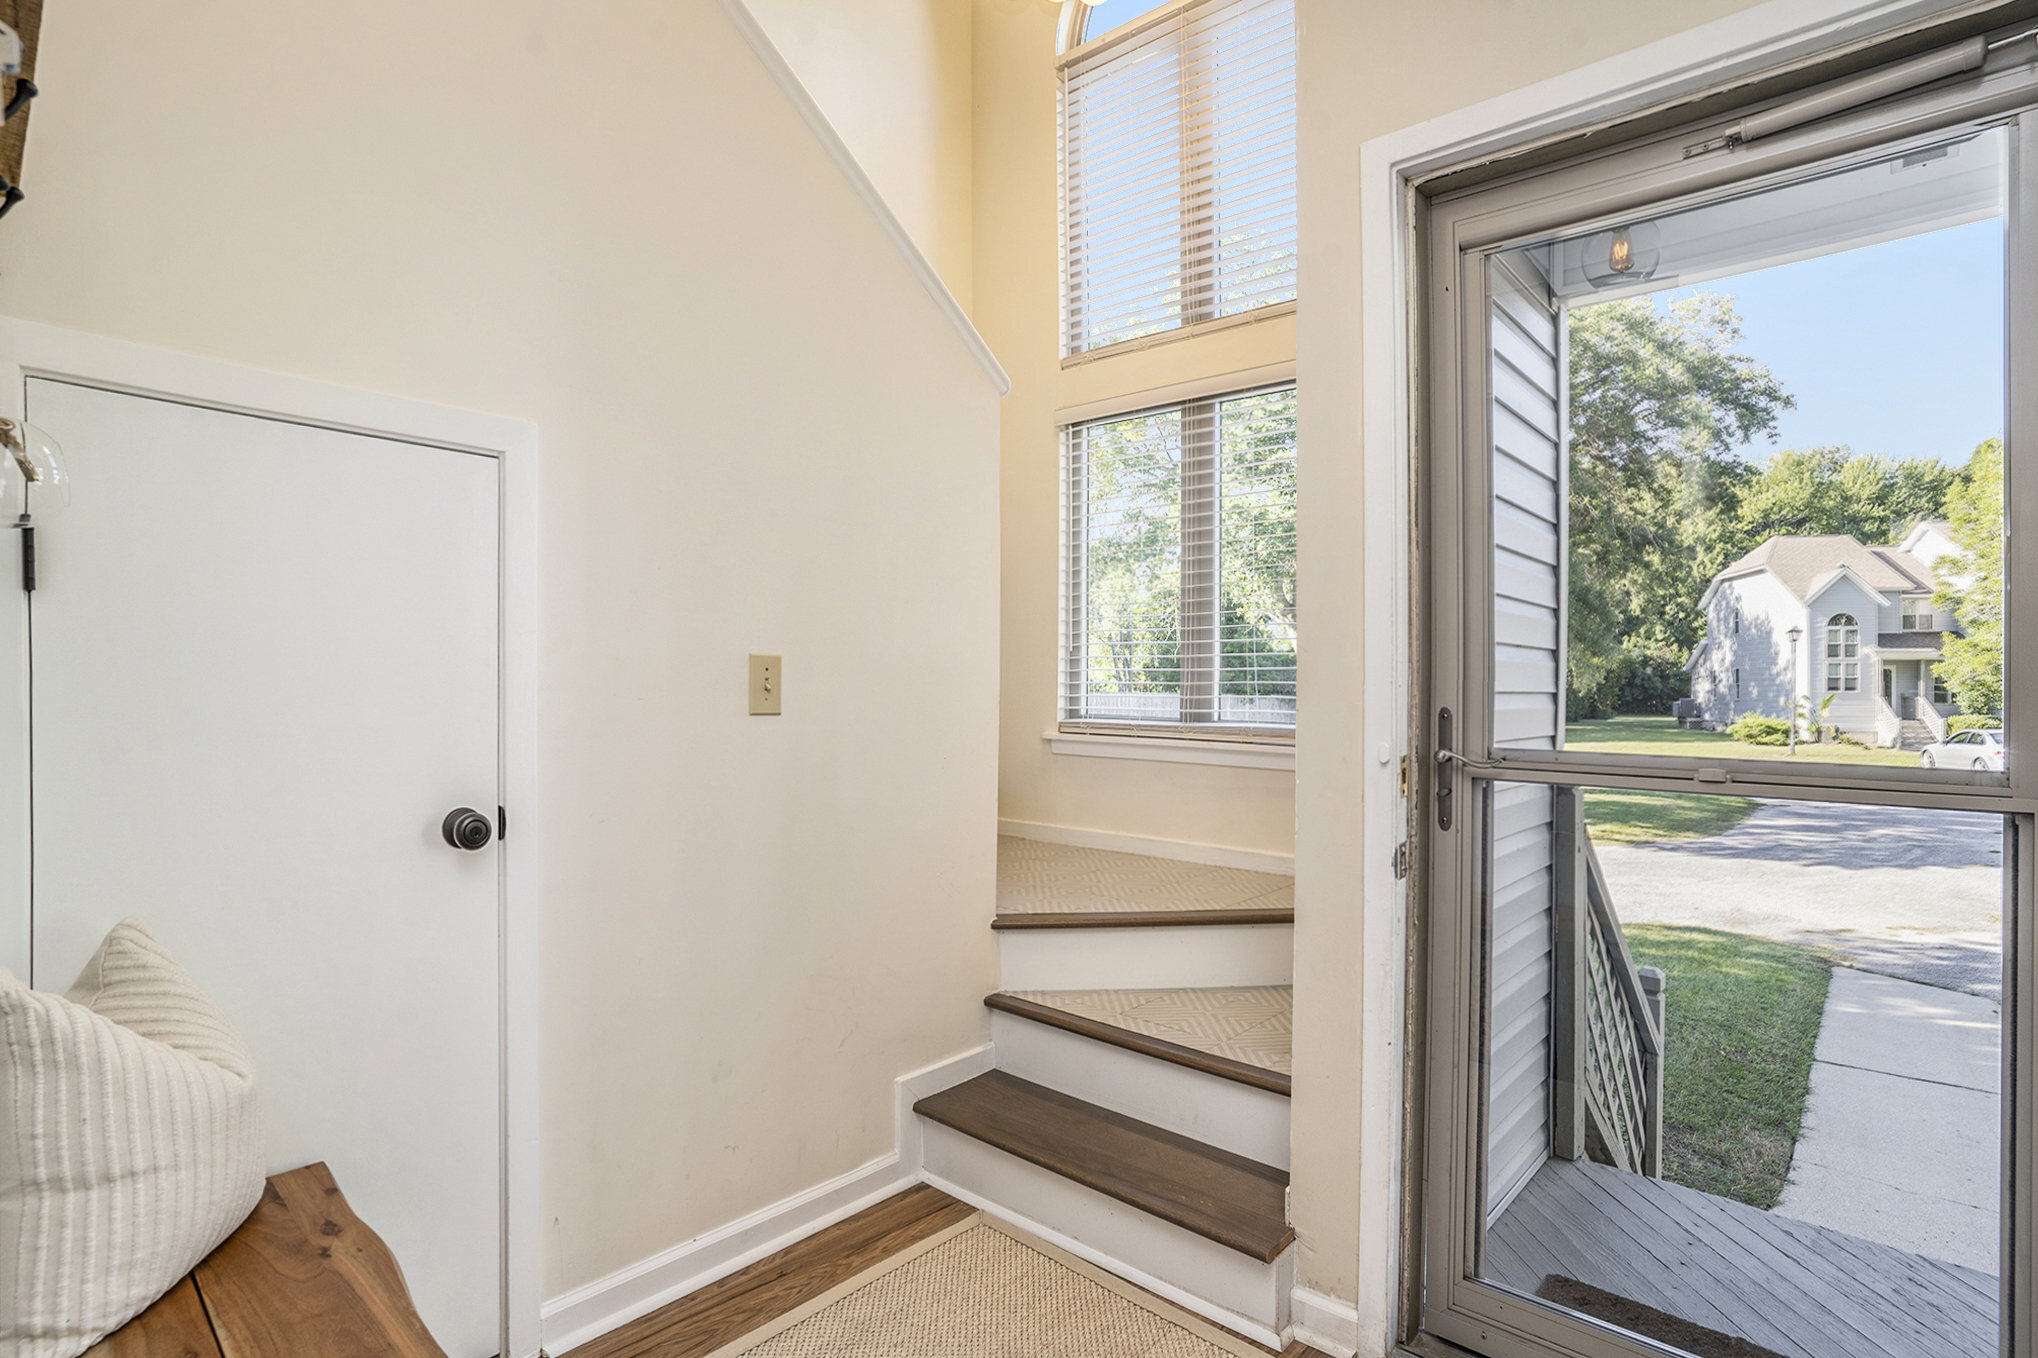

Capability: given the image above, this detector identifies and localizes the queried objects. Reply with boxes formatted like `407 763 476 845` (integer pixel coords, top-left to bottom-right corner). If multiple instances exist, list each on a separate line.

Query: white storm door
23 377 503 1357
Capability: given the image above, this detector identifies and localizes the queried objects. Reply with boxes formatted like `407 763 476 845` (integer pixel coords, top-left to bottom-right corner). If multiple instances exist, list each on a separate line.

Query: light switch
749 653 782 716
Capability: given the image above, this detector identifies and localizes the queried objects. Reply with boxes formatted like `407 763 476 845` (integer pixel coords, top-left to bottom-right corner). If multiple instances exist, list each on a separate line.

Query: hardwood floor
564 1185 976 1358
561 1183 1335 1358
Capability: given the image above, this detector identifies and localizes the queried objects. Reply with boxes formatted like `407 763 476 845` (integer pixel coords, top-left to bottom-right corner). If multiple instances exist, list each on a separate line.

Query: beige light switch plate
749 653 782 715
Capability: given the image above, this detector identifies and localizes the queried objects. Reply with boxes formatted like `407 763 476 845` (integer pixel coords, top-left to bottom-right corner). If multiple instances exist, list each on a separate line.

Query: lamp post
1786 626 1804 756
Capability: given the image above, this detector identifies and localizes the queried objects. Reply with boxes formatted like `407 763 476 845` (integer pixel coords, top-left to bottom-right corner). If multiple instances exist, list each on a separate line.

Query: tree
1566 294 1793 713
1731 446 1963 550
1934 437 2004 716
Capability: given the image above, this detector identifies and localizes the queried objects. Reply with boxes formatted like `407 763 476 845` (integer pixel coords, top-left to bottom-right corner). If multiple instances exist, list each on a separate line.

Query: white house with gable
1687 521 1968 747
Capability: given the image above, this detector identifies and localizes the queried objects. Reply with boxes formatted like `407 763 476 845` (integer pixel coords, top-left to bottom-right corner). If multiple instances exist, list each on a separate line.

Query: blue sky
1654 217 2004 469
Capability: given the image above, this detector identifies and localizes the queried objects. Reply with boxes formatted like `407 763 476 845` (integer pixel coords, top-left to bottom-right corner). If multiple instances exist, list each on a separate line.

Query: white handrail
1875 700 1902 749
1918 701 1949 744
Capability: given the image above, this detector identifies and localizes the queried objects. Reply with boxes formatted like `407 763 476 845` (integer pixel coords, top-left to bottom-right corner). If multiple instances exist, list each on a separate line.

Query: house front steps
913 836 1298 1345
1895 719 1936 751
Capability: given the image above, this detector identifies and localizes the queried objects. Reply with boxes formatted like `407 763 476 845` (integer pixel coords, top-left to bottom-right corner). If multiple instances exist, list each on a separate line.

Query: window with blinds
1059 0 1298 358
1062 384 1297 735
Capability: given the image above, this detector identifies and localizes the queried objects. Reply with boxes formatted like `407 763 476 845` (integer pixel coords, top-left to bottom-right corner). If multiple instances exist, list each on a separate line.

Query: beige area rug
711 1217 1268 1358
997 836 1293 916
1007 987 1293 1076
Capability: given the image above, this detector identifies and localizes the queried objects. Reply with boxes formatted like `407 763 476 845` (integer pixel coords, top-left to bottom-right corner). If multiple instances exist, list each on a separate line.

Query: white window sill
1044 730 1297 770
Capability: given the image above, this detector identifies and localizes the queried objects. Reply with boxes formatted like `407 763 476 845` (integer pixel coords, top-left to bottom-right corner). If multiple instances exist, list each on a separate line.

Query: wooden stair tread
986 992 1292 1095
992 907 1294 930
88 1162 443 1358
914 1071 1292 1261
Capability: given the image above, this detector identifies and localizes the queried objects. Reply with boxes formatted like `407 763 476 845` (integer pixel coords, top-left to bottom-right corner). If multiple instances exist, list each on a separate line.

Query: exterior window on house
1062 384 1297 734
1059 0 1297 357
1902 597 1932 630
1733 667 1741 701
1935 669 1953 706
1826 612 1859 691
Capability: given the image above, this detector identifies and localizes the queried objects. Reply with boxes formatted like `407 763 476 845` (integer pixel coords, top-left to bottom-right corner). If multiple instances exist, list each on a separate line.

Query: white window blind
1062 384 1297 734
1059 0 1298 357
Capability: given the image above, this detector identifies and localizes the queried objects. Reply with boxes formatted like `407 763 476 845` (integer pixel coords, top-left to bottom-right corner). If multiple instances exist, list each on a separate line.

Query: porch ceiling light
0 416 68 526
1584 220 1660 287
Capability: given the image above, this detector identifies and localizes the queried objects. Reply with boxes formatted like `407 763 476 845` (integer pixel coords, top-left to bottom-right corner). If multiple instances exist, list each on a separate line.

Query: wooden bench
86 1162 446 1358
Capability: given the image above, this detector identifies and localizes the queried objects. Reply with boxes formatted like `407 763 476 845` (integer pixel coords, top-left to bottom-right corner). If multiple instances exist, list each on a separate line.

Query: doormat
1538 1275 1791 1358
708 1216 1269 1358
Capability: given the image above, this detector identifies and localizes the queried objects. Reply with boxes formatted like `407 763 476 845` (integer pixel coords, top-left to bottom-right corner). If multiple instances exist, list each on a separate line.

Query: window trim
1057 0 1207 69
1057 0 1298 359
1059 378 1298 742
1059 301 1298 370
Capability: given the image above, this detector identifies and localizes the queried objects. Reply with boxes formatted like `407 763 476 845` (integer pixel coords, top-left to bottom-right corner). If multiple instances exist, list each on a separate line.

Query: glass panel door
1420 53 2038 1358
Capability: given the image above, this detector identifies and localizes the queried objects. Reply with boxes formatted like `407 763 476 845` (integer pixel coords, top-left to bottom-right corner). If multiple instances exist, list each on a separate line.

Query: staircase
1895 719 1935 750
915 837 1296 1345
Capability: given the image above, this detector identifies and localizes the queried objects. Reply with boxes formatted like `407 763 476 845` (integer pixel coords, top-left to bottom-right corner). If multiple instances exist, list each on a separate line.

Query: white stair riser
920 1121 1294 1343
990 1011 1291 1169
998 923 1293 990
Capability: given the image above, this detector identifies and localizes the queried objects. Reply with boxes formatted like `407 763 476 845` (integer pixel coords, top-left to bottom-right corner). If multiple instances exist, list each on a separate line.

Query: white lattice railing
1918 701 1949 744
1551 786 1665 1178
1875 700 1903 748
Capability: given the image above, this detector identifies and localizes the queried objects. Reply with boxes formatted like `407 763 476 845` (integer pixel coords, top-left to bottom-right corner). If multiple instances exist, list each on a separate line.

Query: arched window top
1059 0 1178 53
1826 613 1859 659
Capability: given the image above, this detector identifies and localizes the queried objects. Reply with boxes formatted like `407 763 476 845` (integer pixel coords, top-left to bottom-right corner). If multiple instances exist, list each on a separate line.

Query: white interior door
23 377 503 1357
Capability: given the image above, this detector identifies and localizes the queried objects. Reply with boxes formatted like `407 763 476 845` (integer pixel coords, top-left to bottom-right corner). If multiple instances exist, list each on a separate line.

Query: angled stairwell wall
0 0 1004 1351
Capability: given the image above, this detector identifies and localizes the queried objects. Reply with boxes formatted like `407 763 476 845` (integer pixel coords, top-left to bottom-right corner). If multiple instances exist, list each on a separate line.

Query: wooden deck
1487 1159 1997 1358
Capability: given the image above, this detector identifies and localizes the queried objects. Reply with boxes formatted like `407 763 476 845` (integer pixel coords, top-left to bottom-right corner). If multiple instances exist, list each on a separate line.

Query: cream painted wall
749 0 976 310
975 0 1299 859
1291 0 1774 1344
0 0 1001 1301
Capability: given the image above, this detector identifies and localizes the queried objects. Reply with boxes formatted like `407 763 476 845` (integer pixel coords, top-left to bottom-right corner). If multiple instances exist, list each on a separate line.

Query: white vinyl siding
1485 253 1562 1217
1058 0 1297 357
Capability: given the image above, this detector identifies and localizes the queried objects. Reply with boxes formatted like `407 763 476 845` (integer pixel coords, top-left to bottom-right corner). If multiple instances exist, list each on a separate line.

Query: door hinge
17 522 32 593
1394 842 1410 879
497 806 506 842
1399 754 1409 799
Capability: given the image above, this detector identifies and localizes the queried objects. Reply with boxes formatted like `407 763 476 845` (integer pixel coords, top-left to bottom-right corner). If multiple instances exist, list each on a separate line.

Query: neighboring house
1687 521 1966 747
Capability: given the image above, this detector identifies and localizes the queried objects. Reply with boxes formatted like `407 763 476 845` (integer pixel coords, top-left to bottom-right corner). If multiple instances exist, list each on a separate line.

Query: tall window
1062 384 1297 733
1901 596 1932 630
1826 612 1860 691
1059 0 1297 357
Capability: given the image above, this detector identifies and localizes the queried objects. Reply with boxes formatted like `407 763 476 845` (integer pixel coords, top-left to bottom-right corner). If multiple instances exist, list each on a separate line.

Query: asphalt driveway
1594 801 2005 995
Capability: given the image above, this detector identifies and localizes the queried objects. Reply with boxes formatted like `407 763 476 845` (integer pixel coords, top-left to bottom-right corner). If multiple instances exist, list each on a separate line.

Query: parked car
1920 728 2007 771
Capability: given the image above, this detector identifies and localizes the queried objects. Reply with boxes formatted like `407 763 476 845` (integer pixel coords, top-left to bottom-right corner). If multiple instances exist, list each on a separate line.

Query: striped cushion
0 919 264 1357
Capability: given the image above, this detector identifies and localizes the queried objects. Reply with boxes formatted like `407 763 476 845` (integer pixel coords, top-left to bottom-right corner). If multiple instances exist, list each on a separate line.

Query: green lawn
1582 787 1758 845
1566 714 1919 768
1622 925 1833 1209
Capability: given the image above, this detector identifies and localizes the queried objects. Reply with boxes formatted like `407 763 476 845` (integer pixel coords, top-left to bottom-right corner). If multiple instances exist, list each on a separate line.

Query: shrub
1948 712 2003 734
1728 714 1793 746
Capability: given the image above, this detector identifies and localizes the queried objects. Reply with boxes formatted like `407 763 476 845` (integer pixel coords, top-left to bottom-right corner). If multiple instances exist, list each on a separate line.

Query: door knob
442 807 493 851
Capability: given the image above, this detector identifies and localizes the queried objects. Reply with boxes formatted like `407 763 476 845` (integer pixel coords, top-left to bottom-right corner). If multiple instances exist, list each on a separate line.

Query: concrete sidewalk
1775 968 2002 1274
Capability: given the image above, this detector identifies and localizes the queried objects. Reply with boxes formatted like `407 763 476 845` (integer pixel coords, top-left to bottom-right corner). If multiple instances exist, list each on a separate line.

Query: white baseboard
539 1153 914 1355
539 1044 992 1357
896 1042 996 1177
1292 1285 1363 1358
997 818 1295 876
